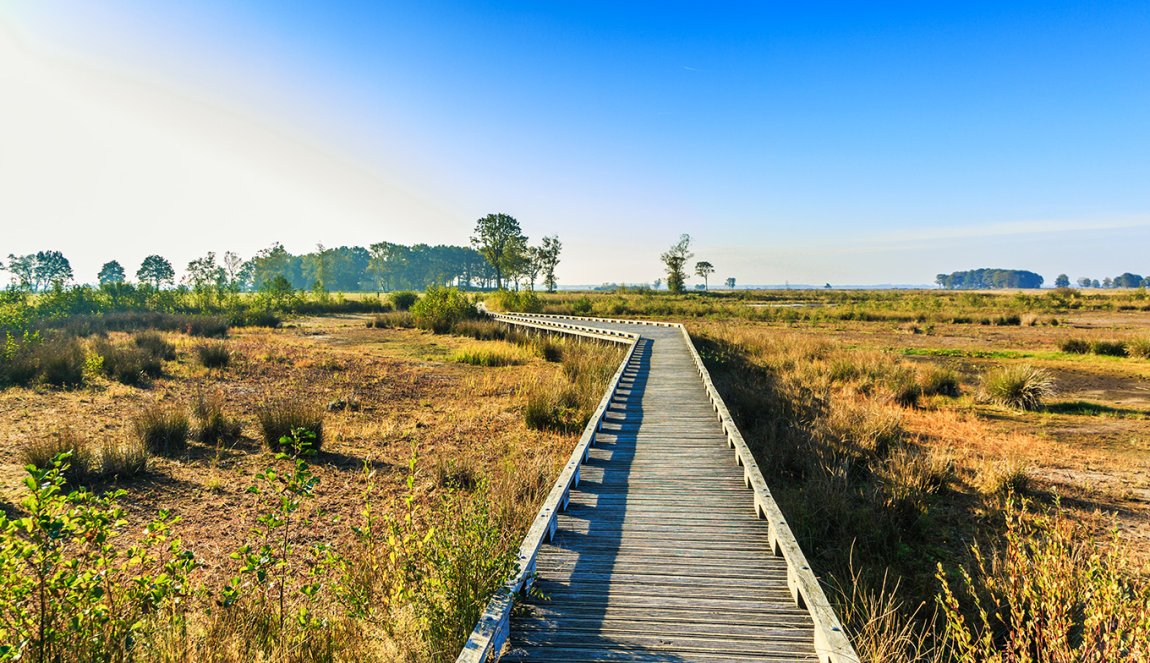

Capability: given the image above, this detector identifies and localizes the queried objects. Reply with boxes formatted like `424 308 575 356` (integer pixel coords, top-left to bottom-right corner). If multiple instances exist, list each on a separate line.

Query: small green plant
195 341 231 368
134 403 190 456
256 400 324 452
982 364 1054 411
0 456 196 661
218 429 324 657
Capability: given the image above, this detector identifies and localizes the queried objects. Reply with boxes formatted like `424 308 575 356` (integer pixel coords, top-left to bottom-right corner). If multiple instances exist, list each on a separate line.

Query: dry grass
21 428 96 485
133 402 189 456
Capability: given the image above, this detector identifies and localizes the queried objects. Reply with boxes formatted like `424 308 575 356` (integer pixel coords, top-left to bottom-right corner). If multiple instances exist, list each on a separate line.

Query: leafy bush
133 331 176 360
34 337 85 388
982 365 1054 410
93 338 163 386
0 458 195 662
0 334 40 387
133 403 190 456
938 499 1150 662
411 286 477 333
488 289 543 313
195 341 231 368
22 429 96 485
233 310 282 328
256 400 324 452
390 291 419 311
1090 339 1127 357
1059 338 1090 354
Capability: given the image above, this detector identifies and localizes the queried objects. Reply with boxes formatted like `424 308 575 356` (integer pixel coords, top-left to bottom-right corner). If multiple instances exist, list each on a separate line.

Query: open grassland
498 289 1150 661
0 313 622 661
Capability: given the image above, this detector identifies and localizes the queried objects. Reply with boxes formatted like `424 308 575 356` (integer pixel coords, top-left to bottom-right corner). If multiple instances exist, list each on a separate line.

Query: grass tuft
22 429 96 485
133 331 176 360
195 341 231 368
99 438 148 479
919 366 961 397
982 364 1054 411
35 337 86 388
192 388 242 444
133 403 190 456
256 399 324 452
94 338 163 385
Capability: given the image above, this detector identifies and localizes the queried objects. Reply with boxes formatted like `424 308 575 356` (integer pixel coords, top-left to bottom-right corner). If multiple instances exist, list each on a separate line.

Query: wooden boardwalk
459 314 857 663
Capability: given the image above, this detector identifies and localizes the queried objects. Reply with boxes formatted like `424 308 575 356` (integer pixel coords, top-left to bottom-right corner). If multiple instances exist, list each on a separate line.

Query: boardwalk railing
458 311 859 663
456 315 640 663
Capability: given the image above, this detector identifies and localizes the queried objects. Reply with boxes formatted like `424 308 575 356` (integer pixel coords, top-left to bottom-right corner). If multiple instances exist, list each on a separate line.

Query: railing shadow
501 337 692 661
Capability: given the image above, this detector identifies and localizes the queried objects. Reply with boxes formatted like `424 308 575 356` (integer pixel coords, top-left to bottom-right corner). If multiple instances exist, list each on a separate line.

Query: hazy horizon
3 2 1148 287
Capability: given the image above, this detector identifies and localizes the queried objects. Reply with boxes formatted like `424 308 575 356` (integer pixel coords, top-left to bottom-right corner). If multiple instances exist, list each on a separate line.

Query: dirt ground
0 315 578 585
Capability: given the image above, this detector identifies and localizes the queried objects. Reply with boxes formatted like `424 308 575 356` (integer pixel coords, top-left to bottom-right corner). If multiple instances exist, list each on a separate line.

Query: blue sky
2 1 1148 285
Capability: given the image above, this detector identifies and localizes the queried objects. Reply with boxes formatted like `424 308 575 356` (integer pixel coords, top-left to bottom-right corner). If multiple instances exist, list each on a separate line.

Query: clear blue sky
2 1 1148 286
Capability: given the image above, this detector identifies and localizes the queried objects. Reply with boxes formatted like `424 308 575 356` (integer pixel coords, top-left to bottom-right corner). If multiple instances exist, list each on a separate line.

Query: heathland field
2 286 1149 661
490 288 1150 661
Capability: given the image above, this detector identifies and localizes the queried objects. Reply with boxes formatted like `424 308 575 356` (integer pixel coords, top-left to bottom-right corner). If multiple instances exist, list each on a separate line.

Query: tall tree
137 255 175 289
1054 274 1070 288
694 261 715 290
660 234 693 293
33 250 73 290
471 213 527 290
98 260 126 285
537 235 562 293
5 254 36 290
725 277 736 289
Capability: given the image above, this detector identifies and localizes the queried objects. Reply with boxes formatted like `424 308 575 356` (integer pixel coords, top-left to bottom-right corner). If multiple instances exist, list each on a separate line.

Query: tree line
935 269 1045 289
2 213 563 295
1055 273 1149 289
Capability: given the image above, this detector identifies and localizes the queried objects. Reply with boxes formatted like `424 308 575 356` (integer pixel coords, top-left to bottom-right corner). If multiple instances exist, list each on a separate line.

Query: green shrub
411 286 476 333
390 291 419 311
196 341 231 368
256 400 324 452
234 310 282 328
983 365 1055 410
22 429 96 485
938 499 1150 662
34 337 86 388
0 459 194 662
1090 340 1127 357
133 331 176 360
919 366 961 397
133 403 189 456
94 338 163 386
1059 338 1090 354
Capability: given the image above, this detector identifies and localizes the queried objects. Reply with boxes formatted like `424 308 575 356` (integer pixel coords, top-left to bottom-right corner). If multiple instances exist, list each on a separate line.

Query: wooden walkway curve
458 313 858 663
